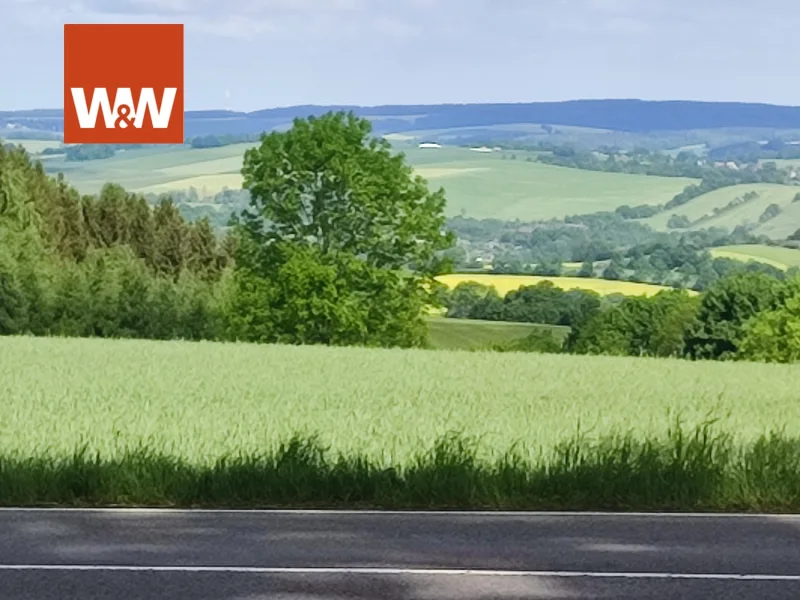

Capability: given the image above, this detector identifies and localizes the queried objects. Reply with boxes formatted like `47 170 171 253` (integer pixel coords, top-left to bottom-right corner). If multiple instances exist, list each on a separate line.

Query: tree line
0 112 451 348
707 139 800 162
0 142 236 340
537 145 708 178
33 133 262 163
441 273 800 363
445 211 791 291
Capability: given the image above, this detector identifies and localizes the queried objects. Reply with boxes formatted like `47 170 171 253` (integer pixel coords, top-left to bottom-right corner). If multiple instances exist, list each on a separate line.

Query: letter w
70 88 116 128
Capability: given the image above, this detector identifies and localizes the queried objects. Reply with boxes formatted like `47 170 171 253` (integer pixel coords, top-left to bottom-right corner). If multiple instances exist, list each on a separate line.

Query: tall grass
2 336 799 510
2 422 799 511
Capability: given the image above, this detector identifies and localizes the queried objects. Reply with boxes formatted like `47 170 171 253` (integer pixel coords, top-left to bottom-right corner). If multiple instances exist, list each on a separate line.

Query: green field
751 201 800 239
770 159 800 170
709 244 800 270
36 143 255 196
426 316 567 350
402 147 697 220
2 335 798 466
7 139 63 153
645 184 800 237
30 141 698 221
3 331 800 509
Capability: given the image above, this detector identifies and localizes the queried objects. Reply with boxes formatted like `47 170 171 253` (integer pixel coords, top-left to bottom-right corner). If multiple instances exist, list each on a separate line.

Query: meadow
644 183 800 237
434 273 690 297
8 139 62 154
28 142 697 221
709 244 800 270
773 159 800 170
2 335 800 509
425 316 567 350
402 146 696 220
37 143 254 197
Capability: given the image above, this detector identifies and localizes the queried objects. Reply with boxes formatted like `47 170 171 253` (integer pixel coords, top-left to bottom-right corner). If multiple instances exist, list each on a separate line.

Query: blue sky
2 0 798 111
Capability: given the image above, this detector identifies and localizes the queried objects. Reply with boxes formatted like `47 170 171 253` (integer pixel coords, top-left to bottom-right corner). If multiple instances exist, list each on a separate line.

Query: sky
2 0 799 112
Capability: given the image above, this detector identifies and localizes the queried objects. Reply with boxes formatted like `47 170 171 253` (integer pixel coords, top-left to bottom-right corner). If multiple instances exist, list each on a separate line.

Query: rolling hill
645 183 800 238
29 142 698 221
405 147 696 220
709 245 800 270
34 143 253 197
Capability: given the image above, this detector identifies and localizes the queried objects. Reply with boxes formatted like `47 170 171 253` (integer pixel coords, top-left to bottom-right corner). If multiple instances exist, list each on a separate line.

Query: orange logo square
64 24 184 144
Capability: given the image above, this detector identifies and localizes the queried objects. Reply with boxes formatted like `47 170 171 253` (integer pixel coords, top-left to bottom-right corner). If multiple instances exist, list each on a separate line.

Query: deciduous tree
230 111 455 347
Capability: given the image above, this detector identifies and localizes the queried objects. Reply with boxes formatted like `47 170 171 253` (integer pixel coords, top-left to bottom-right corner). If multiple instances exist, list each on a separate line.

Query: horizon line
4 97 800 114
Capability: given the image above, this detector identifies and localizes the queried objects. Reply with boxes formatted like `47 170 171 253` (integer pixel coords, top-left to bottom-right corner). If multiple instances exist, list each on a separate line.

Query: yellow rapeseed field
435 273 697 297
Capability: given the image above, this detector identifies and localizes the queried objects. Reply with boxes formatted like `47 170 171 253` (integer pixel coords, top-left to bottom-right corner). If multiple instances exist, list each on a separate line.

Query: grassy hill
709 244 800 270
403 146 696 220
426 316 568 350
9 139 62 153
35 143 253 197
435 273 692 297
645 183 800 237
751 200 800 239
30 142 697 222
767 159 800 170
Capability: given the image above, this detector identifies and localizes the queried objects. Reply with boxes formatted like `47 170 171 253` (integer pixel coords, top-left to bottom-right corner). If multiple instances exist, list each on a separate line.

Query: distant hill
645 184 800 239
5 99 800 138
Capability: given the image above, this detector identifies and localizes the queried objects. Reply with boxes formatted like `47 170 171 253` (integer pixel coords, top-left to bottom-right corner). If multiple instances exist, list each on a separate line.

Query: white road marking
0 565 798 580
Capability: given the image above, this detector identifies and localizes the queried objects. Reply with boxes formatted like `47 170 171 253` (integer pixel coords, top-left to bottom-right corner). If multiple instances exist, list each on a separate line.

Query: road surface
1 509 800 599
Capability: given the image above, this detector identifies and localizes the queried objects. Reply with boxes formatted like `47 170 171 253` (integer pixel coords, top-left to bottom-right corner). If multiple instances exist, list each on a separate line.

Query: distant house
470 146 493 153
418 142 441 149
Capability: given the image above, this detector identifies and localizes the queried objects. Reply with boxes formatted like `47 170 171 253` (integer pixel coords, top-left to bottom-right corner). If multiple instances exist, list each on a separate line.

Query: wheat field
0 335 795 467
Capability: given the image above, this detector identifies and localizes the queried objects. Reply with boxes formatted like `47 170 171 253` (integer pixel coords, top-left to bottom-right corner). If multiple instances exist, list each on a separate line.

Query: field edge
1 424 799 513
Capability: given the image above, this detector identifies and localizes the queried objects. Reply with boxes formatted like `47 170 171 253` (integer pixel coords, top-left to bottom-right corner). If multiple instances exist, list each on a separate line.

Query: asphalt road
1 509 800 599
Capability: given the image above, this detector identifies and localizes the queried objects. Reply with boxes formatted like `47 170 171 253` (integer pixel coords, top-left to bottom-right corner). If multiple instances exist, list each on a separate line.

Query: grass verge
2 421 799 512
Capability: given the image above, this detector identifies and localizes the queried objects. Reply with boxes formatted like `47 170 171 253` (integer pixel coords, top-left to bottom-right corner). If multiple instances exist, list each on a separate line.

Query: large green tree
739 276 800 363
684 271 783 360
229 111 455 347
568 289 700 358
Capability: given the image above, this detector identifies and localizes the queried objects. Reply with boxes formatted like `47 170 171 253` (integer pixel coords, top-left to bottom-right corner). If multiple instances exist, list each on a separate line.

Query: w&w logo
64 24 184 144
